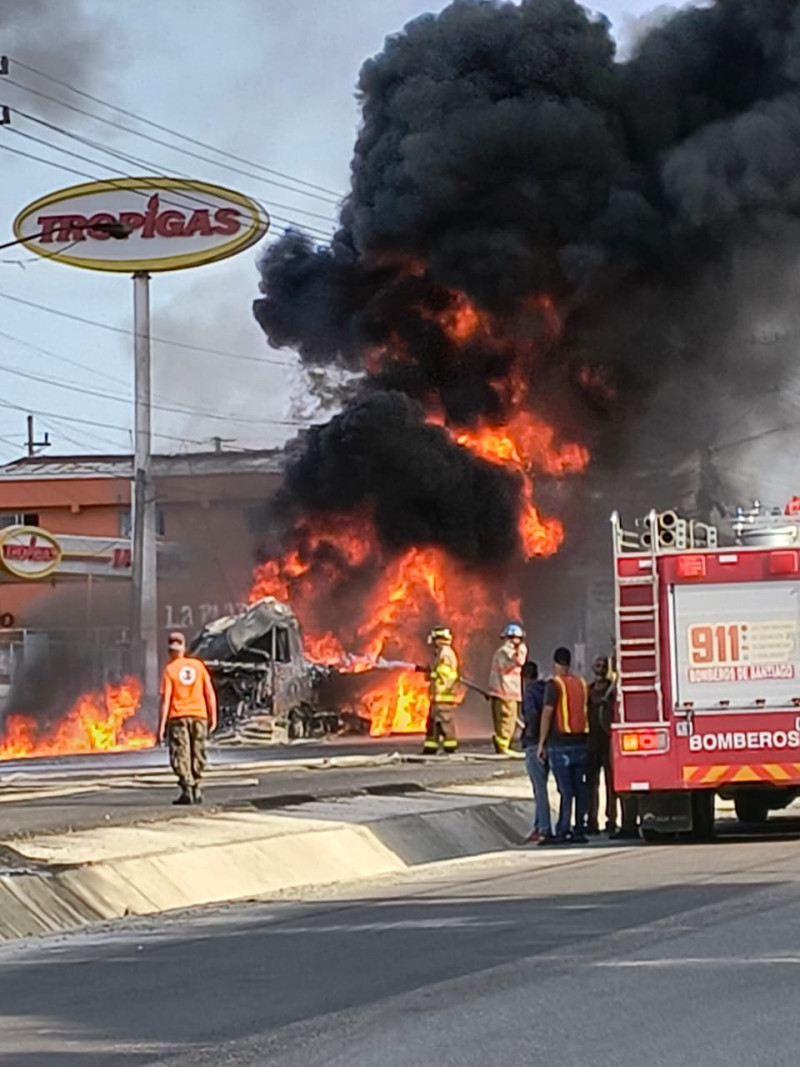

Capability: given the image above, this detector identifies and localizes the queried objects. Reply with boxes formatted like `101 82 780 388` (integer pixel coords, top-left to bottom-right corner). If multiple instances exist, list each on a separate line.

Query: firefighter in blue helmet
421 626 461 755
487 623 527 753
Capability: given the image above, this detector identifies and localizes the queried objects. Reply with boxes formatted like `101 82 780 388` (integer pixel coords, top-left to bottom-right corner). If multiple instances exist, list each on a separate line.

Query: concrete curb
0 789 533 942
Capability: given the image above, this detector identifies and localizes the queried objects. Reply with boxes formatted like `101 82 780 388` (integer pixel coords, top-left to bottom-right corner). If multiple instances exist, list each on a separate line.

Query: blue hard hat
502 623 525 639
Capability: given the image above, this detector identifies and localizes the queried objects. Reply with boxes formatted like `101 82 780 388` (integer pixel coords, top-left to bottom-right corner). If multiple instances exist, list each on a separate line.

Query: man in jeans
537 647 589 844
521 661 551 842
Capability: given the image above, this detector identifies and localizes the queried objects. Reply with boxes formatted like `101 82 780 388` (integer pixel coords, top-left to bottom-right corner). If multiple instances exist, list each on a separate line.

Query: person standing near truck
586 656 617 835
157 631 218 805
537 646 589 844
521 661 551 842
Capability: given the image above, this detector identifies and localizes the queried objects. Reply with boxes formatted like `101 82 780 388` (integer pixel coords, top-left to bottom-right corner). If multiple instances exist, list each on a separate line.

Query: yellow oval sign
12 178 270 272
0 526 62 580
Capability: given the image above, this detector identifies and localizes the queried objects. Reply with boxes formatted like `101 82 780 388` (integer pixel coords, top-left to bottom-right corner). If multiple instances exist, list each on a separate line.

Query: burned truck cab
189 597 320 739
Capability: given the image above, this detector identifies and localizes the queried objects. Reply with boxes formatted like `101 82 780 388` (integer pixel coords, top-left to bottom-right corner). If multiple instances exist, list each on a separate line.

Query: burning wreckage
190 597 390 739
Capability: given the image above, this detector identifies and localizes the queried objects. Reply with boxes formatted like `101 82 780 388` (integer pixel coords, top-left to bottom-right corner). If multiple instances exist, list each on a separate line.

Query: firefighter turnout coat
430 644 460 705
423 644 461 753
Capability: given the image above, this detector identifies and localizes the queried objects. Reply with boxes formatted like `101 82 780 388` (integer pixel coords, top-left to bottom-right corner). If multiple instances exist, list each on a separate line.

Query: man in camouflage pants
157 632 218 805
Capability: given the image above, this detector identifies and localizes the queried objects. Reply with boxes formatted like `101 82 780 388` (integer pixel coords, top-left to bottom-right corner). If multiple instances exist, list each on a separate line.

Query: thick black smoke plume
278 390 521 564
255 0 800 561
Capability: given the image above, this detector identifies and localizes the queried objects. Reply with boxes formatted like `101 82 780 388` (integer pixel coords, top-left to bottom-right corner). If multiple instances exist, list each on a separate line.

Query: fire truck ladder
611 510 664 723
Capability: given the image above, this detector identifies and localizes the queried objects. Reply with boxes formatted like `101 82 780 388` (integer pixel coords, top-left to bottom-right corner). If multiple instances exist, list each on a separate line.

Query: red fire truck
612 504 800 841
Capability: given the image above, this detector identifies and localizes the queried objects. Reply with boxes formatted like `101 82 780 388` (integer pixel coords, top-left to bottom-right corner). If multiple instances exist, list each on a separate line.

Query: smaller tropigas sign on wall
0 527 62 580
13 177 270 272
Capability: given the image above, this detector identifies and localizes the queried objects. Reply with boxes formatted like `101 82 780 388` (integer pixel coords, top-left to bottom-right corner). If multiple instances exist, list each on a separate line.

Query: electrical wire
0 327 131 389
712 419 800 454
0 395 213 447
4 75 343 206
0 138 332 242
0 355 308 428
0 289 298 367
2 130 333 241
13 108 339 226
10 61 344 200
37 415 118 454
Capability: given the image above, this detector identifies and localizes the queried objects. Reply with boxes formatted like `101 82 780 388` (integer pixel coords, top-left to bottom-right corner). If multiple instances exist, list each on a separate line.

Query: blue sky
0 0 665 463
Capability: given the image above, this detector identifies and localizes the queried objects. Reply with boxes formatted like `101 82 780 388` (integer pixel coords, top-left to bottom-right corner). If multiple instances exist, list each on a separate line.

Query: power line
38 415 118 455
0 289 298 367
2 129 333 241
10 60 344 200
0 138 332 242
0 327 130 389
0 395 213 447
712 419 800 454
13 108 338 226
5 74 343 206
0 351 308 429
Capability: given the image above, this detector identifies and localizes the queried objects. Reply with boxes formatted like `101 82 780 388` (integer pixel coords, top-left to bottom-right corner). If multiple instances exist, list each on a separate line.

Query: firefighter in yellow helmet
421 626 461 755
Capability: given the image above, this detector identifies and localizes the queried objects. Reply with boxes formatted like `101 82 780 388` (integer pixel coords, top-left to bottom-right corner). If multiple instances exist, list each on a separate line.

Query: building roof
0 449 285 481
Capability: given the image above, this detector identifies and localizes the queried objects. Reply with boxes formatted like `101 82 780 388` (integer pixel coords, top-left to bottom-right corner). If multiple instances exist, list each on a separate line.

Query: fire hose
372 659 524 732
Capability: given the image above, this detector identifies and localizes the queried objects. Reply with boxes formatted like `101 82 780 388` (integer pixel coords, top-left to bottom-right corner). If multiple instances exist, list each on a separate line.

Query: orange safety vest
551 674 589 737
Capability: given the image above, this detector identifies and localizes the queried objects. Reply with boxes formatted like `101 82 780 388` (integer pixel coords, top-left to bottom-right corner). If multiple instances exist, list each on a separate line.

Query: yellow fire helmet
428 626 453 645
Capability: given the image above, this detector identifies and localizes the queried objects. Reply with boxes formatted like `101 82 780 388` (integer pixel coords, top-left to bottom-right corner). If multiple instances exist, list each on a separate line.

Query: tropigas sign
13 178 270 272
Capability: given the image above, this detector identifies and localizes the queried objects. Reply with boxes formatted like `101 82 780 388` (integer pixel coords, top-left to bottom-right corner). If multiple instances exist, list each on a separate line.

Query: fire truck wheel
688 790 716 841
734 793 769 825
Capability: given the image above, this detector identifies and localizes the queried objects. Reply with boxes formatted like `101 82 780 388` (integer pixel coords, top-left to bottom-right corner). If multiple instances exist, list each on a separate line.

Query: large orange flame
251 288 591 736
0 677 153 760
252 531 517 735
454 412 589 558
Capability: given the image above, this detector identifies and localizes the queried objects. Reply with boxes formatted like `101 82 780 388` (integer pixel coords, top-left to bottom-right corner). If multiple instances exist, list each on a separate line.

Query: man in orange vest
157 631 218 805
537 646 589 844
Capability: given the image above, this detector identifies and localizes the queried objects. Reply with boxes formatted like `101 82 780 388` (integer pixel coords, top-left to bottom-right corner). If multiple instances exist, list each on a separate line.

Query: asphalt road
0 736 521 840
2 822 800 1066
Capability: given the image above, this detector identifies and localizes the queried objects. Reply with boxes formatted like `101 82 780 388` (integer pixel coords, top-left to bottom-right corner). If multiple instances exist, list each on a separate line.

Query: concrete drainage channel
0 782 534 942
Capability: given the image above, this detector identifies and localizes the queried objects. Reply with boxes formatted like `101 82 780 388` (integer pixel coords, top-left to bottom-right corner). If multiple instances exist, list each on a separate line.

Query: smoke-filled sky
252 0 800 558
0 0 673 463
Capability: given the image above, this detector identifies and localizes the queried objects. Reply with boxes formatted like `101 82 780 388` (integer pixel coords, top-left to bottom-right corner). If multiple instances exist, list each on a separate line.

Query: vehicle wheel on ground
734 793 769 825
687 790 716 841
288 707 307 741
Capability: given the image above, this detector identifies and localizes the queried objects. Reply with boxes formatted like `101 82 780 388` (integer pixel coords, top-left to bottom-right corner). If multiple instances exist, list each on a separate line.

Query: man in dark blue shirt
521 661 551 842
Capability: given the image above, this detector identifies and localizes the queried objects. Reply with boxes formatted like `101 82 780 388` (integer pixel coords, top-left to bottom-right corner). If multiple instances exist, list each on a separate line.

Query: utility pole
26 416 50 457
131 272 159 709
1 54 9 127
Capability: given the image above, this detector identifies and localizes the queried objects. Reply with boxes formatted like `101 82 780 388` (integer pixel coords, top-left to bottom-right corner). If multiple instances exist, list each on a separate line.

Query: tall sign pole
11 176 269 711
131 271 159 703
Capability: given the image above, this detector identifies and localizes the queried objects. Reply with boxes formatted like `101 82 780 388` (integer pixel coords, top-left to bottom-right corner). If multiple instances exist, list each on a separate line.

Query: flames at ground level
0 678 153 761
251 370 589 736
252 519 538 737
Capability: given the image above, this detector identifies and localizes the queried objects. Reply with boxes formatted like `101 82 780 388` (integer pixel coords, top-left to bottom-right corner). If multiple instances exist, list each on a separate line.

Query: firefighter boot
173 787 192 806
192 785 203 805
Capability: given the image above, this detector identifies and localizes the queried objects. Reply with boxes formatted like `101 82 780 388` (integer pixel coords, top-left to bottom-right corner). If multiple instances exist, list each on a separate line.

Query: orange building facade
0 450 284 635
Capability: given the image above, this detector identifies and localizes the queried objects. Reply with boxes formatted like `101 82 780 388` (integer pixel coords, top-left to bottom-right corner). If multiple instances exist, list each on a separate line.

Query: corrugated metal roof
0 450 285 481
